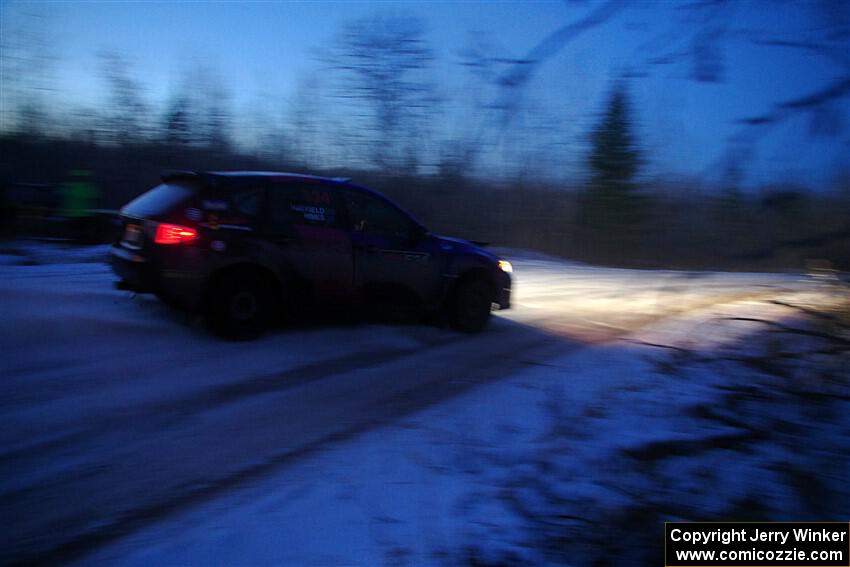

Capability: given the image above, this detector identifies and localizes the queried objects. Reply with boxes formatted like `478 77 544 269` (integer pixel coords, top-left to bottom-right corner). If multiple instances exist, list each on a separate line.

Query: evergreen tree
581 83 645 261
588 84 641 204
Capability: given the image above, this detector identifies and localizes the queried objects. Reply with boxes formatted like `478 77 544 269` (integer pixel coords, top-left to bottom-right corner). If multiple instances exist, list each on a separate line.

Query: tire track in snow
4 322 574 567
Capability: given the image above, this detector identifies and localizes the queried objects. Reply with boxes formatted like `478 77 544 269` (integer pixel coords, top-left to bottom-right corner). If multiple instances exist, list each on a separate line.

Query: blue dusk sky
1 0 848 188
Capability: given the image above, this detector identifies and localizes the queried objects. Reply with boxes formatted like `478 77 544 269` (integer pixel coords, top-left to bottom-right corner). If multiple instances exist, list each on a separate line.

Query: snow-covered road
0 244 837 565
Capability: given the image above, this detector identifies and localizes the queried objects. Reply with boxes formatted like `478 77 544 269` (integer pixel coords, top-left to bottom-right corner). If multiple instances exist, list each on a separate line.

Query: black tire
154 290 185 311
450 276 494 333
207 271 276 339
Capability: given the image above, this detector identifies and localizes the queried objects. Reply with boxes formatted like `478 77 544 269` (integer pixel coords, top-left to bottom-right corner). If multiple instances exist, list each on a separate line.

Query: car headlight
497 259 512 273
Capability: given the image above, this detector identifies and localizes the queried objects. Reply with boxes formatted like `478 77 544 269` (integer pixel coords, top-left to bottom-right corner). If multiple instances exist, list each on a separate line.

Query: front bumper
496 286 511 309
495 271 511 309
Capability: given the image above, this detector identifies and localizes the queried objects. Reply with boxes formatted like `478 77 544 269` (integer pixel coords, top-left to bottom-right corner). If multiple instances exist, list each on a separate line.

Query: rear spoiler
161 170 201 182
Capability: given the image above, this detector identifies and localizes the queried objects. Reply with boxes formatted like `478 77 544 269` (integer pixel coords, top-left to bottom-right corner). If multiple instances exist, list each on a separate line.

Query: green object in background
61 170 100 218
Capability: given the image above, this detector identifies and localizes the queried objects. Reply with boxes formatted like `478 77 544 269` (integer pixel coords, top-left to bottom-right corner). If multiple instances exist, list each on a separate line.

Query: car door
263 181 353 301
341 189 438 304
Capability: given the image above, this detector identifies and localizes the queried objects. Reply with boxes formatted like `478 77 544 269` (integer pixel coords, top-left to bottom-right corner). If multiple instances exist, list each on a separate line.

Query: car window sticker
201 199 228 211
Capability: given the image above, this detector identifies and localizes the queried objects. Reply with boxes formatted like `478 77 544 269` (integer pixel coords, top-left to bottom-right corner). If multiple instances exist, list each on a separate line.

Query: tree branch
492 0 626 126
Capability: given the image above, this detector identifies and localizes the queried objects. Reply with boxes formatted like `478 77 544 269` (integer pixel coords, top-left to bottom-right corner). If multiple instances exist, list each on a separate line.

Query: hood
432 234 498 261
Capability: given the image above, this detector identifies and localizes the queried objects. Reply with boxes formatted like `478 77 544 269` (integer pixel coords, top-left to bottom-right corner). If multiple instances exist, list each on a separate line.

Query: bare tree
288 74 322 166
322 14 437 173
163 95 191 146
188 64 232 151
98 51 149 145
0 8 59 137
161 63 232 151
474 0 849 184
245 89 293 164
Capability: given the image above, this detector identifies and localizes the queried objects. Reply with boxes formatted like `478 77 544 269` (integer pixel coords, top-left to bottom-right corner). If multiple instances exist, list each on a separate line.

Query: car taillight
154 223 198 245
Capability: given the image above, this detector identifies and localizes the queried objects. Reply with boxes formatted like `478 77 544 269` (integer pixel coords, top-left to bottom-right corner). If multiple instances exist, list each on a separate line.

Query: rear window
122 183 197 217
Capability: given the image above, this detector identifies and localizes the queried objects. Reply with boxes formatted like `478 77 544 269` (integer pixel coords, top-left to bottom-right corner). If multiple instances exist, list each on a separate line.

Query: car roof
161 170 353 185
159 170 424 227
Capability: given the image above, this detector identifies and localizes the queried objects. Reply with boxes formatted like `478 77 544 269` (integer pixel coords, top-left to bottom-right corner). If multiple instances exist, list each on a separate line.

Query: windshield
122 183 197 217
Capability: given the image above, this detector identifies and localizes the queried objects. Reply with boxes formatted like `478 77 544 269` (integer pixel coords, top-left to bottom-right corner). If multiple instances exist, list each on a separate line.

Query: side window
265 183 341 236
343 191 415 242
230 188 260 217
195 183 260 229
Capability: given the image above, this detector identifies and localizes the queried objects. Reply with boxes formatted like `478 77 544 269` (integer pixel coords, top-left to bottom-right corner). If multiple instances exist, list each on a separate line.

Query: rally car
112 171 512 338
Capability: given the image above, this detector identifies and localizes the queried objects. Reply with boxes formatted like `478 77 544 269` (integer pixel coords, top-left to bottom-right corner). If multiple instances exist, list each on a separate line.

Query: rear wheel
450 276 494 333
154 290 185 310
207 271 276 339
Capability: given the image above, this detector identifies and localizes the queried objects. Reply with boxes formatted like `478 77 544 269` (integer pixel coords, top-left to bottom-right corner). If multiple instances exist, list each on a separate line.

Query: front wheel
207 272 276 339
450 276 494 333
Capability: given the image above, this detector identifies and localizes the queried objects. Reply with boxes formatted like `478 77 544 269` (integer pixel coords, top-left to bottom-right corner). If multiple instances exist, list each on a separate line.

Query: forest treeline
2 132 848 271
2 7 848 270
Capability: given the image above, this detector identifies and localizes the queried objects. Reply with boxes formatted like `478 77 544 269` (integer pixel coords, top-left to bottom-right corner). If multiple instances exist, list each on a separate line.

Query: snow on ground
2 240 846 565
0 240 111 266
33 247 839 566
74 341 660 566
79 309 849 566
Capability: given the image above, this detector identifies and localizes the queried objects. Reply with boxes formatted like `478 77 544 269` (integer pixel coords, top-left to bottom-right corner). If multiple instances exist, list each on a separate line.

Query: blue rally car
111 171 512 338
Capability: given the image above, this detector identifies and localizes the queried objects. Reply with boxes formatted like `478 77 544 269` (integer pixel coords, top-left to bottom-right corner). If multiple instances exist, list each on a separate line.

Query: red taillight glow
154 223 198 245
